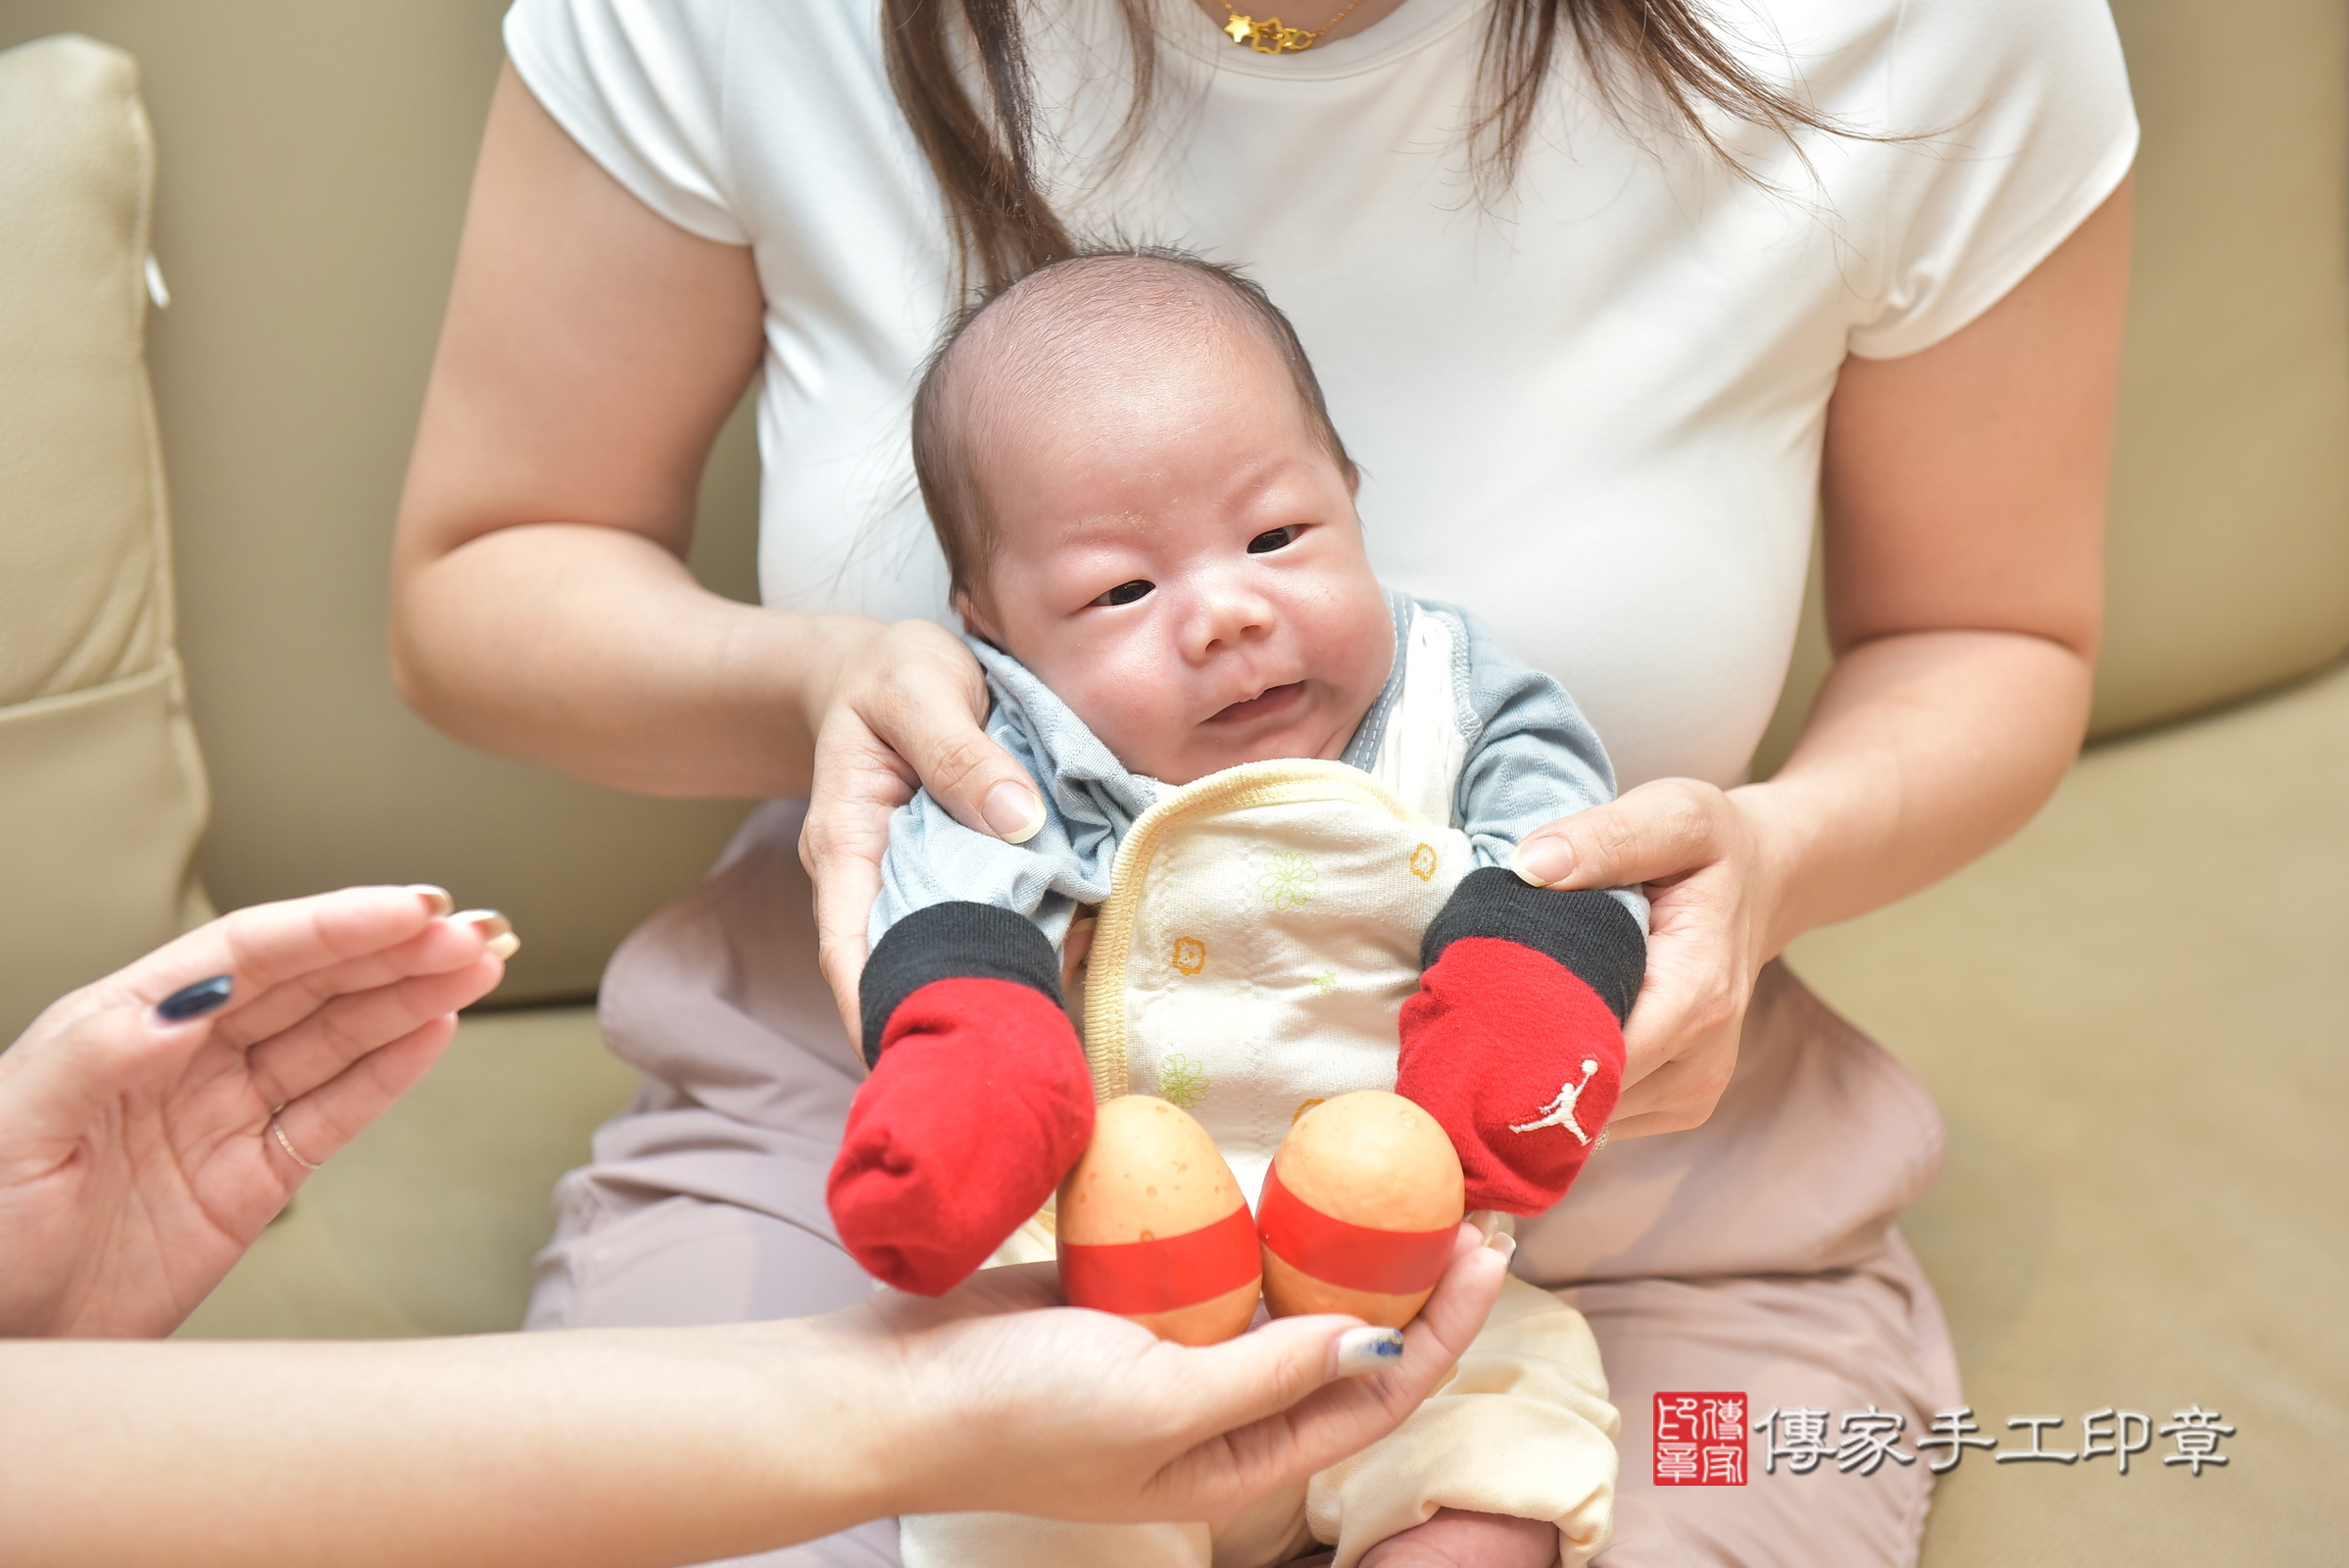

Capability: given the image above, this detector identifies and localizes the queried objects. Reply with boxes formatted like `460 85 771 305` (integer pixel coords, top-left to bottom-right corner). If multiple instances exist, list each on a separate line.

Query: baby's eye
1247 526 1298 554
1093 579 1154 607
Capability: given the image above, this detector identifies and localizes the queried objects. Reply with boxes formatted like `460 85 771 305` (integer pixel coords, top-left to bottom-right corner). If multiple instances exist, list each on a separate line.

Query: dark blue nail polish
156 975 233 1022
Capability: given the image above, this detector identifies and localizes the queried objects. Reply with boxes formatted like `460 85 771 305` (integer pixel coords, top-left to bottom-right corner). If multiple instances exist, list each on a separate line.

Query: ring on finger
269 1107 323 1172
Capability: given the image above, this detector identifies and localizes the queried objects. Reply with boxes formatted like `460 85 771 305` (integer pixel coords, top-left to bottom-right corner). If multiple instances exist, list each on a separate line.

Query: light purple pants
527 803 1961 1567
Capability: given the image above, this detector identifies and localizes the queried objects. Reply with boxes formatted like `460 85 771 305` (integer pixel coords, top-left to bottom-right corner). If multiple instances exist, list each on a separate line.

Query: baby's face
958 336 1391 786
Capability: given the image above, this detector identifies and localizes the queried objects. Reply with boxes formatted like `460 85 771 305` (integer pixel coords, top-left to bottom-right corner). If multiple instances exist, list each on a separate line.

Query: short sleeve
1446 609 1649 933
1847 0 2137 359
503 0 747 245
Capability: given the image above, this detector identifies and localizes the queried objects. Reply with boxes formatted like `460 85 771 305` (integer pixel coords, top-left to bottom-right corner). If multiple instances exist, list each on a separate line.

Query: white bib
1080 759 1471 1205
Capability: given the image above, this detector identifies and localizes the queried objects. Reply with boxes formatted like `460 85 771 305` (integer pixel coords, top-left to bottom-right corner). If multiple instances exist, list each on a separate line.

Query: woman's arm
1511 175 2132 1135
0 1246 1509 1568
393 67 1032 815
391 66 816 798
395 66 1045 1019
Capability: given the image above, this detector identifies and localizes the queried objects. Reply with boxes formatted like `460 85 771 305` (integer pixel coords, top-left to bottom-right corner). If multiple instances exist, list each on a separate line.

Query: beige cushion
0 34 208 1042
1788 661 2349 1565
0 3 756 1004
2094 0 2349 732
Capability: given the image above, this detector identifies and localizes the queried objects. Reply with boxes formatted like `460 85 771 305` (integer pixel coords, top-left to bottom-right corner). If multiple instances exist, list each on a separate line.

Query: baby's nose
1188 583 1275 657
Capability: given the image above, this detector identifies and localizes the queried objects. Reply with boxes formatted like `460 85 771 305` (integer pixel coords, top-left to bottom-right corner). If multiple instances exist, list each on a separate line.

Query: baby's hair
911 246 1354 607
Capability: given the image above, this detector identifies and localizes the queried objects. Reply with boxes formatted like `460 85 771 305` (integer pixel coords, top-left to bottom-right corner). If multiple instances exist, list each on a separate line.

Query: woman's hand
0 887 514 1339
851 1226 1512 1524
801 618 1046 1047
1509 779 1780 1138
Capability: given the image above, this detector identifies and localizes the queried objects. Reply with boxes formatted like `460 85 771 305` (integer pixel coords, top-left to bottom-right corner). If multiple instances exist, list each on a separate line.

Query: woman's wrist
790 613 894 744
1723 626 2095 959
742 1308 942 1527
1721 774 1833 963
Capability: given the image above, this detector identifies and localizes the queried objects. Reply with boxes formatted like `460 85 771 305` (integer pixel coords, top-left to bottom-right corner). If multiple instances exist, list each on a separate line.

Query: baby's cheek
1317 587 1399 704
1045 654 1191 776
1086 695 1191 777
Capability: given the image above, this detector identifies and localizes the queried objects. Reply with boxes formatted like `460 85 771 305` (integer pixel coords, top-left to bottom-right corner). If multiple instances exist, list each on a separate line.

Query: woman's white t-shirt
505 0 2134 791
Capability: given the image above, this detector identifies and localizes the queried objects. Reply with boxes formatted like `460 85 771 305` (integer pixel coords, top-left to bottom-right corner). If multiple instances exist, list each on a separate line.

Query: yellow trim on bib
1081 759 1431 1102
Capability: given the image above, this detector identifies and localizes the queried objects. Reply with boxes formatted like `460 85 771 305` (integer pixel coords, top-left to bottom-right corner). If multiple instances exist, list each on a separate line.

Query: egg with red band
1056 1096 1262 1345
1258 1090 1465 1329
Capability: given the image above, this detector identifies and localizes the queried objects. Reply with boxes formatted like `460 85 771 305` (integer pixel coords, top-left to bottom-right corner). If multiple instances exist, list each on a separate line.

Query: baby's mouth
1207 681 1307 725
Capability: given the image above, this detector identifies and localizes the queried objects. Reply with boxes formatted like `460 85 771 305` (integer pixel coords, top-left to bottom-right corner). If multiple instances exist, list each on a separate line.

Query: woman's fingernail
448 906 510 943
407 884 455 917
1468 1209 1503 1242
156 975 233 1023
1508 838 1574 888
454 908 519 959
1334 1326 1406 1377
981 781 1047 845
1486 1232 1518 1262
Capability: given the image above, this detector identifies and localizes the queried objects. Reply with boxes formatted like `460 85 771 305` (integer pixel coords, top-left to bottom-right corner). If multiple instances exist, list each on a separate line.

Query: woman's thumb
1170 1315 1368 1436
916 727 1046 844
1 983 229 1156
1506 779 1717 891
976 772 1048 843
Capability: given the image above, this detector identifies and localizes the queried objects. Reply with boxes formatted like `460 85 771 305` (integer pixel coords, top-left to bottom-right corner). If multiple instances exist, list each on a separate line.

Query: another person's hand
0 886 514 1338
1508 779 1779 1139
0 1224 1511 1566
800 618 1046 1049
850 1225 1513 1524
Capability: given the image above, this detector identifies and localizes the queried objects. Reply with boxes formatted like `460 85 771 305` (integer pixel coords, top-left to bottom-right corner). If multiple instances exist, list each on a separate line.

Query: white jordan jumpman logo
1509 1057 1601 1144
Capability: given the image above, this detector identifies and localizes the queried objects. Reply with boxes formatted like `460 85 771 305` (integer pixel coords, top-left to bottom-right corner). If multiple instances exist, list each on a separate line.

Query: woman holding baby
390 0 2134 1562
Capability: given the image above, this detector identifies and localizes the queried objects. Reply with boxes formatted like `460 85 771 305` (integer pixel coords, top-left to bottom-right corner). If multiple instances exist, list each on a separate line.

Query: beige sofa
1 4 2341 1563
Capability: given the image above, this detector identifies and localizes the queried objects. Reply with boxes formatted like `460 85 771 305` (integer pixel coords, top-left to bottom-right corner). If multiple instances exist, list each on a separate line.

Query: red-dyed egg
1057 1096 1262 1345
1258 1090 1465 1329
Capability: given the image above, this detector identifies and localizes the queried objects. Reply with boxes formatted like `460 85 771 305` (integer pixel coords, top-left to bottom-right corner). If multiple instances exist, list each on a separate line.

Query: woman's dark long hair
882 0 1842 292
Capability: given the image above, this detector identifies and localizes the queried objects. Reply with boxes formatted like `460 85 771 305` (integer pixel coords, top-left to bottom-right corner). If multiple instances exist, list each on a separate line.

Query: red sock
1396 936 1626 1214
827 976 1096 1295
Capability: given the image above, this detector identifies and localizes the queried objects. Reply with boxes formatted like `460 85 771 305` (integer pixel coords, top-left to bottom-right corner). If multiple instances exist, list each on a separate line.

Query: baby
832 251 1643 1568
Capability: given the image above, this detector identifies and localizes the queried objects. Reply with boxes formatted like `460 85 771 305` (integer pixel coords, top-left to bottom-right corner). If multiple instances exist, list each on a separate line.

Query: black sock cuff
859 902 1062 1066
1421 866 1647 1024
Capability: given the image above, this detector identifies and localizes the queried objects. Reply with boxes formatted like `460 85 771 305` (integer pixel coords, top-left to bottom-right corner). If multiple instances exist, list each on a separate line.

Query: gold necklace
1219 0 1365 54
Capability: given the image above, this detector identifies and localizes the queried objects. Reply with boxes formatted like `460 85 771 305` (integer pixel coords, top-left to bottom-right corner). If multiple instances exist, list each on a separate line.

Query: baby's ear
952 586 1001 644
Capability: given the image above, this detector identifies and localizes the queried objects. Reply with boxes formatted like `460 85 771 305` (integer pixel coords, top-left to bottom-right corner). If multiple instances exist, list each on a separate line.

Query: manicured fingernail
453 908 518 959
1508 838 1573 888
407 884 455 917
1469 1210 1503 1242
1334 1326 1405 1376
156 974 232 1022
1487 1232 1518 1262
981 781 1047 845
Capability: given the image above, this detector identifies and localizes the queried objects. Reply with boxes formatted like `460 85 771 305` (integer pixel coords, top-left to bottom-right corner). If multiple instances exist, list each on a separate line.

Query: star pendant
1224 13 1255 43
